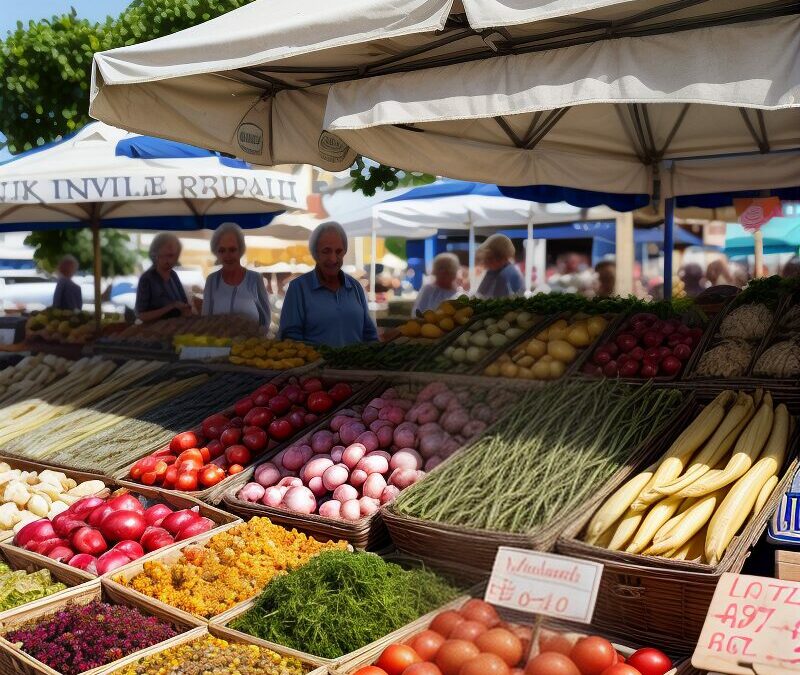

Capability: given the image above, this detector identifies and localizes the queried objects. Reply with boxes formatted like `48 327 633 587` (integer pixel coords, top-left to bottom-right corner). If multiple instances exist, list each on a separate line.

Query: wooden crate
776 549 800 581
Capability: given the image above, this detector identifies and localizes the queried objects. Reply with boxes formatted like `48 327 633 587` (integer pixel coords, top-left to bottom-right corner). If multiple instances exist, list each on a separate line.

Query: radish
333 484 359 503
390 449 423 471
342 443 366 470
356 454 389 476
283 486 316 514
307 476 328 498
322 464 349 492
359 496 380 516
340 499 362 521
302 457 334 482
380 485 401 504
262 487 284 507
254 462 280 487
349 469 368 488
238 482 266 503
319 500 342 519
362 473 387 500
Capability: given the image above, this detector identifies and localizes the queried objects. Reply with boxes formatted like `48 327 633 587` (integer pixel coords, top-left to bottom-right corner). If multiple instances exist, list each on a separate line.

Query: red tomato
570 637 618 675
153 460 168 478
525 653 581 675
600 665 642 675
175 471 198 491
403 664 443 675
140 471 158 485
227 464 245 475
475 628 523 667
436 641 480 675
459 599 500 627
409 630 445 662
178 458 203 473
163 465 178 487
459 653 510 675
307 391 334 414
352 668 388 675
375 645 422 675
198 446 211 463
177 449 204 465
170 431 200 453
199 465 226 488
538 630 575 656
450 621 487 642
225 444 251 466
429 611 465 638
625 648 671 675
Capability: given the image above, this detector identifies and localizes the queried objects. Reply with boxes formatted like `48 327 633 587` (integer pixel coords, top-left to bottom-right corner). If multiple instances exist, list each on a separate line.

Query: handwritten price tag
484 547 603 623
692 573 800 674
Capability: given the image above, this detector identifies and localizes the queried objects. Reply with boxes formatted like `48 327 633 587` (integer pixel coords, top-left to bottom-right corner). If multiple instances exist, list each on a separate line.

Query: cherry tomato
375 644 421 675
175 470 198 491
570 637 618 675
177 449 204 466
409 630 445 661
600 665 643 675
199 465 226 488
227 464 245 475
625 648 671 675
525 653 581 675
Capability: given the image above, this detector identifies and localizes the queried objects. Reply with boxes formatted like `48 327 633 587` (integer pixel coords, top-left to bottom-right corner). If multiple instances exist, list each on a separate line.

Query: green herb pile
320 340 432 371
0 561 66 612
230 550 459 659
394 379 683 534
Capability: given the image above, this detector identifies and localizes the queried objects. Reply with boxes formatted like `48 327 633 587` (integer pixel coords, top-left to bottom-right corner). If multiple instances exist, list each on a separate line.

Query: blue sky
1 1 131 159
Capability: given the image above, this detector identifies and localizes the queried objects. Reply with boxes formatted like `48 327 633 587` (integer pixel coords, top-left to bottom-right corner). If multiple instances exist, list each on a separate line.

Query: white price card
693 572 800 674
484 547 603 623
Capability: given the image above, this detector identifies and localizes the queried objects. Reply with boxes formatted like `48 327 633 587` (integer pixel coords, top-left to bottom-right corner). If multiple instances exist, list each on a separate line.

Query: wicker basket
113 371 378 504
556 397 800 652
381 395 696 580
0 485 239 584
0 579 202 675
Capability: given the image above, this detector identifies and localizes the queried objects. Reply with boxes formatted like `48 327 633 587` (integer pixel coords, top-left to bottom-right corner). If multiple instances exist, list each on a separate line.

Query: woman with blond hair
413 252 461 314
476 234 524 298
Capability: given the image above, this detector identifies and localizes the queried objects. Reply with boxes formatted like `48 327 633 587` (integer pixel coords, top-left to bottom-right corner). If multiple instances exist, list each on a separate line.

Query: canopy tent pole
754 230 765 276
90 205 102 333
664 198 675 301
369 211 377 304
467 213 476 292
525 204 535 296
615 211 634 296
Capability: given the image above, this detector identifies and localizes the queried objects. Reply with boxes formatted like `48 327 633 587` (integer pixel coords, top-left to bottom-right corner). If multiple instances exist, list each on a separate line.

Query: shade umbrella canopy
90 0 799 201
0 122 308 232
725 218 800 257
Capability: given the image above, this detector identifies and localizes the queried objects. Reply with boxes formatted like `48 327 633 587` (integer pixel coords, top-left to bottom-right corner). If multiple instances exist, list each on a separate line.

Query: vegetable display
485 315 608 380
581 312 702 379
126 376 354 491
229 550 460 659
229 337 321 369
117 517 346 618
352 602 673 675
393 380 682 534
753 338 800 377
695 340 753 378
237 381 510 520
719 304 773 341
110 634 310 675
398 300 474 339
429 311 538 373
0 560 66 612
3 600 178 675
584 389 791 564
0 464 105 537
0 354 73 406
26 308 123 344
320 340 433 371
12 491 218 575
97 315 263 350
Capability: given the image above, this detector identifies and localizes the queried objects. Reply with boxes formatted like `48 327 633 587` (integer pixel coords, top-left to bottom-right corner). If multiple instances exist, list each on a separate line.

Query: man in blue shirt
52 255 83 311
278 222 379 347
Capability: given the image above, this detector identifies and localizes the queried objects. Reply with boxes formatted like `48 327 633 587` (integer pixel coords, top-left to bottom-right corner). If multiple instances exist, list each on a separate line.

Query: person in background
595 260 616 297
679 263 706 297
52 255 82 311
782 256 800 278
279 221 378 347
476 234 524 298
136 233 192 322
706 259 734 287
203 222 270 329
413 253 460 314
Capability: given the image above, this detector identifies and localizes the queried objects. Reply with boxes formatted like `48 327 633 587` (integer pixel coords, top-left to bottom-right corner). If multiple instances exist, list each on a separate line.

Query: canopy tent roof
0 122 308 232
725 218 800 257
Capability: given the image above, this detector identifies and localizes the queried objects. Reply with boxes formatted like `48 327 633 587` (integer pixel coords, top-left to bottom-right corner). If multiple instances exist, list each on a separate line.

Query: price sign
485 547 603 623
692 573 800 674
734 197 783 233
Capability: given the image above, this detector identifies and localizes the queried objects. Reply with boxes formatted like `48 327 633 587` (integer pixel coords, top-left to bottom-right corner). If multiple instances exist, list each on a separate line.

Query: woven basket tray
0 579 203 675
556 396 800 652
381 395 697 580
0 484 239 584
113 371 378 504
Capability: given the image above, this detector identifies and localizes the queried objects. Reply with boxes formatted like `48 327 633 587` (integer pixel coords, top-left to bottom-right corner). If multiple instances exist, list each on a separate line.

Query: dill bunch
230 550 459 659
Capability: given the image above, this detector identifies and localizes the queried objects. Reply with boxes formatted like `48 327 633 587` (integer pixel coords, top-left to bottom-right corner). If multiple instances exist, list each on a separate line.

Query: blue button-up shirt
278 270 379 347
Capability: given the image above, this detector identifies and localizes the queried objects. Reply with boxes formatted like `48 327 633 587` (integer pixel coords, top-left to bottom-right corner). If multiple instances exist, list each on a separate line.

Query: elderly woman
279 221 378 347
476 234 524 298
413 253 460 314
135 234 191 322
203 222 270 328
52 255 82 311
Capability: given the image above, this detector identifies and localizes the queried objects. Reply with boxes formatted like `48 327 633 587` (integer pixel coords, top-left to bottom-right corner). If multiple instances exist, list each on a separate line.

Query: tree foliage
24 229 140 277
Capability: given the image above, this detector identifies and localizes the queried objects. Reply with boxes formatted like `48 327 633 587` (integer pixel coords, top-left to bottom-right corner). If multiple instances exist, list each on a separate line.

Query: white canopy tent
0 122 309 324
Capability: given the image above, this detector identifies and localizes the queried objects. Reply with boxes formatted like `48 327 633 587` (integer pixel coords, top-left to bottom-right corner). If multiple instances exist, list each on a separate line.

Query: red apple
243 407 274 428
268 418 294 441
234 397 254 417
268 395 291 415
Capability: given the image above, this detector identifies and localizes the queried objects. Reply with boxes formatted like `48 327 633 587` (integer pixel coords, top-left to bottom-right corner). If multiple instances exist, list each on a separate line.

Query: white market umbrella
0 122 309 325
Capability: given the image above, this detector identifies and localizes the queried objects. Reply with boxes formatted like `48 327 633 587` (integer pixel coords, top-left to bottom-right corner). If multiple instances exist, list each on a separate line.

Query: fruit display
229 336 321 369
426 310 539 373
11 490 225 576
584 389 790 564
235 381 511 520
125 375 354 492
229 550 459 659
398 300 474 340
97 315 263 352
3 599 179 675
392 381 681 537
0 559 66 612
320 340 433 371
0 354 73 406
349 600 674 675
581 312 703 379
0 464 106 538
173 334 233 350
116 517 346 618
485 314 609 380
26 308 123 344
110 634 311 675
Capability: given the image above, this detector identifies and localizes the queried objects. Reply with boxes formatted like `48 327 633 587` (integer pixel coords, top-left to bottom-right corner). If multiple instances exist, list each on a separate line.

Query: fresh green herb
230 550 460 659
394 379 683 534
